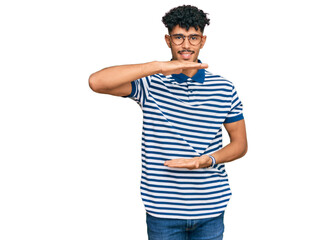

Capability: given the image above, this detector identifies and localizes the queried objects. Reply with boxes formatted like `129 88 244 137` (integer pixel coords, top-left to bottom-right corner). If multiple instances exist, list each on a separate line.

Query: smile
178 50 194 59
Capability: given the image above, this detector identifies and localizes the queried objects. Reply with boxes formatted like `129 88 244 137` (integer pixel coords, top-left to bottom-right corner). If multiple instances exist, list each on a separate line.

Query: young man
89 5 247 240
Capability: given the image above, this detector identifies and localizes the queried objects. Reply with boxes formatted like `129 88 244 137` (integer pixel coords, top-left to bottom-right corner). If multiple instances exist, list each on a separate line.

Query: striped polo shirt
124 64 244 219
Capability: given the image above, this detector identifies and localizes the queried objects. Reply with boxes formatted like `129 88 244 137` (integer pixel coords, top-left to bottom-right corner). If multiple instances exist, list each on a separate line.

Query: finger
165 160 197 169
166 163 187 168
166 163 190 168
183 63 208 69
164 159 188 167
164 159 183 165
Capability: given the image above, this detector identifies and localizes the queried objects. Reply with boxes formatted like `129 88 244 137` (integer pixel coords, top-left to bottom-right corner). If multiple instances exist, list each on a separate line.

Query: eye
191 35 200 40
173 35 184 40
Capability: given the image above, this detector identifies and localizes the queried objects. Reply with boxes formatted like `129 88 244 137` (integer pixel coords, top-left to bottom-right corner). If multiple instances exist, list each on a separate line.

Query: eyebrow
172 33 201 36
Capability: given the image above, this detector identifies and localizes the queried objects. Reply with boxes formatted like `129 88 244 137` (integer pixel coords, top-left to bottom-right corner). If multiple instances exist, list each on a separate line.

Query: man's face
165 25 207 62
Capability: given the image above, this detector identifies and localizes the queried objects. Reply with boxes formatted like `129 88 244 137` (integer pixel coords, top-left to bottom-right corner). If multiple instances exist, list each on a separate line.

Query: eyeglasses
169 34 203 46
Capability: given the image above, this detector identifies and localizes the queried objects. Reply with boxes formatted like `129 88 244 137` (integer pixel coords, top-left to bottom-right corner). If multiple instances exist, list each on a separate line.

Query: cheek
193 48 201 55
169 47 179 60
170 46 180 54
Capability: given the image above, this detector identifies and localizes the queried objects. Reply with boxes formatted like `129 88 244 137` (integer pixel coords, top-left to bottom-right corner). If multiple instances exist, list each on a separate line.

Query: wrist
206 154 216 168
150 61 163 75
140 61 162 76
200 155 212 168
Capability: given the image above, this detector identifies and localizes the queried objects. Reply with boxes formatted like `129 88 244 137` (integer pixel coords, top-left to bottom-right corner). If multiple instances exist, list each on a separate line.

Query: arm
164 119 247 169
212 119 248 164
88 61 208 97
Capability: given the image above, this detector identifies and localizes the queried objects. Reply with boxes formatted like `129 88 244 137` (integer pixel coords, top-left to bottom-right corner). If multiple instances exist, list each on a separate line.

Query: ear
165 35 172 48
200 35 207 49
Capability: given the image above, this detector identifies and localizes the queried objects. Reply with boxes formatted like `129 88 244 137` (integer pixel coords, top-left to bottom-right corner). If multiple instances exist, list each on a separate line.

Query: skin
89 25 247 169
164 25 207 77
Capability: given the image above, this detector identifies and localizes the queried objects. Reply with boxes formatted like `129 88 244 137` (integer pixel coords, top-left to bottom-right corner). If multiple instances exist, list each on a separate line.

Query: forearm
211 140 248 164
89 61 161 92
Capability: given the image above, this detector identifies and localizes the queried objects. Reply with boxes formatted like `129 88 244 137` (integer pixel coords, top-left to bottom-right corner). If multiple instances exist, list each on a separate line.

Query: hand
164 155 212 170
160 60 208 76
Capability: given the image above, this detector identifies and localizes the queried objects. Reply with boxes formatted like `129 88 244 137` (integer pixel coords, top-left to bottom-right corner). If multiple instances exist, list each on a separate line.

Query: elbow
240 140 248 158
242 143 248 157
234 139 248 159
89 73 102 93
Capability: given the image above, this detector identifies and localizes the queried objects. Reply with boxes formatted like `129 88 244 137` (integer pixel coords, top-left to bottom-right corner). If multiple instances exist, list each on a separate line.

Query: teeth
179 51 193 54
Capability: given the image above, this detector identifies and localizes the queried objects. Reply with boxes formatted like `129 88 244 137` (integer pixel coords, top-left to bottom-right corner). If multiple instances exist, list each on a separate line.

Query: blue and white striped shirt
125 66 244 219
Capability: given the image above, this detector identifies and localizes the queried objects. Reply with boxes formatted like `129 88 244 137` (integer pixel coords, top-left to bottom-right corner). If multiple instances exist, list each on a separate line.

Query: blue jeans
146 212 224 240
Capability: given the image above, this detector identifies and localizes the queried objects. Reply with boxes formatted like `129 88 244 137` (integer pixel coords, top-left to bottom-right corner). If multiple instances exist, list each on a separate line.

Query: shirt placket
187 79 196 103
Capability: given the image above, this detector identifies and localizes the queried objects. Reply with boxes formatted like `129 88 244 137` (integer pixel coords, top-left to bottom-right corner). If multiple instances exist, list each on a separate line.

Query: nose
181 37 191 49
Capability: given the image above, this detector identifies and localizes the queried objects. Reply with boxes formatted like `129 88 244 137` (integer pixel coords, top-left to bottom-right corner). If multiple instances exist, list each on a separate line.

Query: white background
1 0 335 239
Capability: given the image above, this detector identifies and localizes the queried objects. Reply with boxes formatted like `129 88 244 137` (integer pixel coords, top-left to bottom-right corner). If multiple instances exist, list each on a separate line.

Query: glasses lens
171 35 184 45
189 35 201 45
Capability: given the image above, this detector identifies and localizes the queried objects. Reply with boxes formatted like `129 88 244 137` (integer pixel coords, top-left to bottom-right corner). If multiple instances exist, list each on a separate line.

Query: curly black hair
162 5 210 33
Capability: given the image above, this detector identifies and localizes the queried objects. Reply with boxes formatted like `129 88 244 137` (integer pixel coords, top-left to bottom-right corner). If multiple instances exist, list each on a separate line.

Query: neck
182 68 198 78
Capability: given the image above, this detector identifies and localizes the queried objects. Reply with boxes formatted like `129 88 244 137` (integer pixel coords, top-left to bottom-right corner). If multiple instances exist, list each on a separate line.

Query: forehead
170 25 202 35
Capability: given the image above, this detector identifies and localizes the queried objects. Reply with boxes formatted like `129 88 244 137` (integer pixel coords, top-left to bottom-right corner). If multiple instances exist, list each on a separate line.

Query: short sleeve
224 85 244 124
122 76 151 108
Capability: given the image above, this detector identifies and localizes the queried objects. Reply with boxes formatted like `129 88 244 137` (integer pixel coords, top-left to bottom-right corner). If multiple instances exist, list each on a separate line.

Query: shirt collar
171 59 205 84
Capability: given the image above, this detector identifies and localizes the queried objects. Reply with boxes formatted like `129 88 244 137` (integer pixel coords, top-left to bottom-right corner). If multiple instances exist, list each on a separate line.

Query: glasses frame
168 34 204 46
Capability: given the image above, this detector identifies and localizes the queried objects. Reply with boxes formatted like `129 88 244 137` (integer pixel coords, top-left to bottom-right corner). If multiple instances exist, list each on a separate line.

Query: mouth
178 50 194 60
